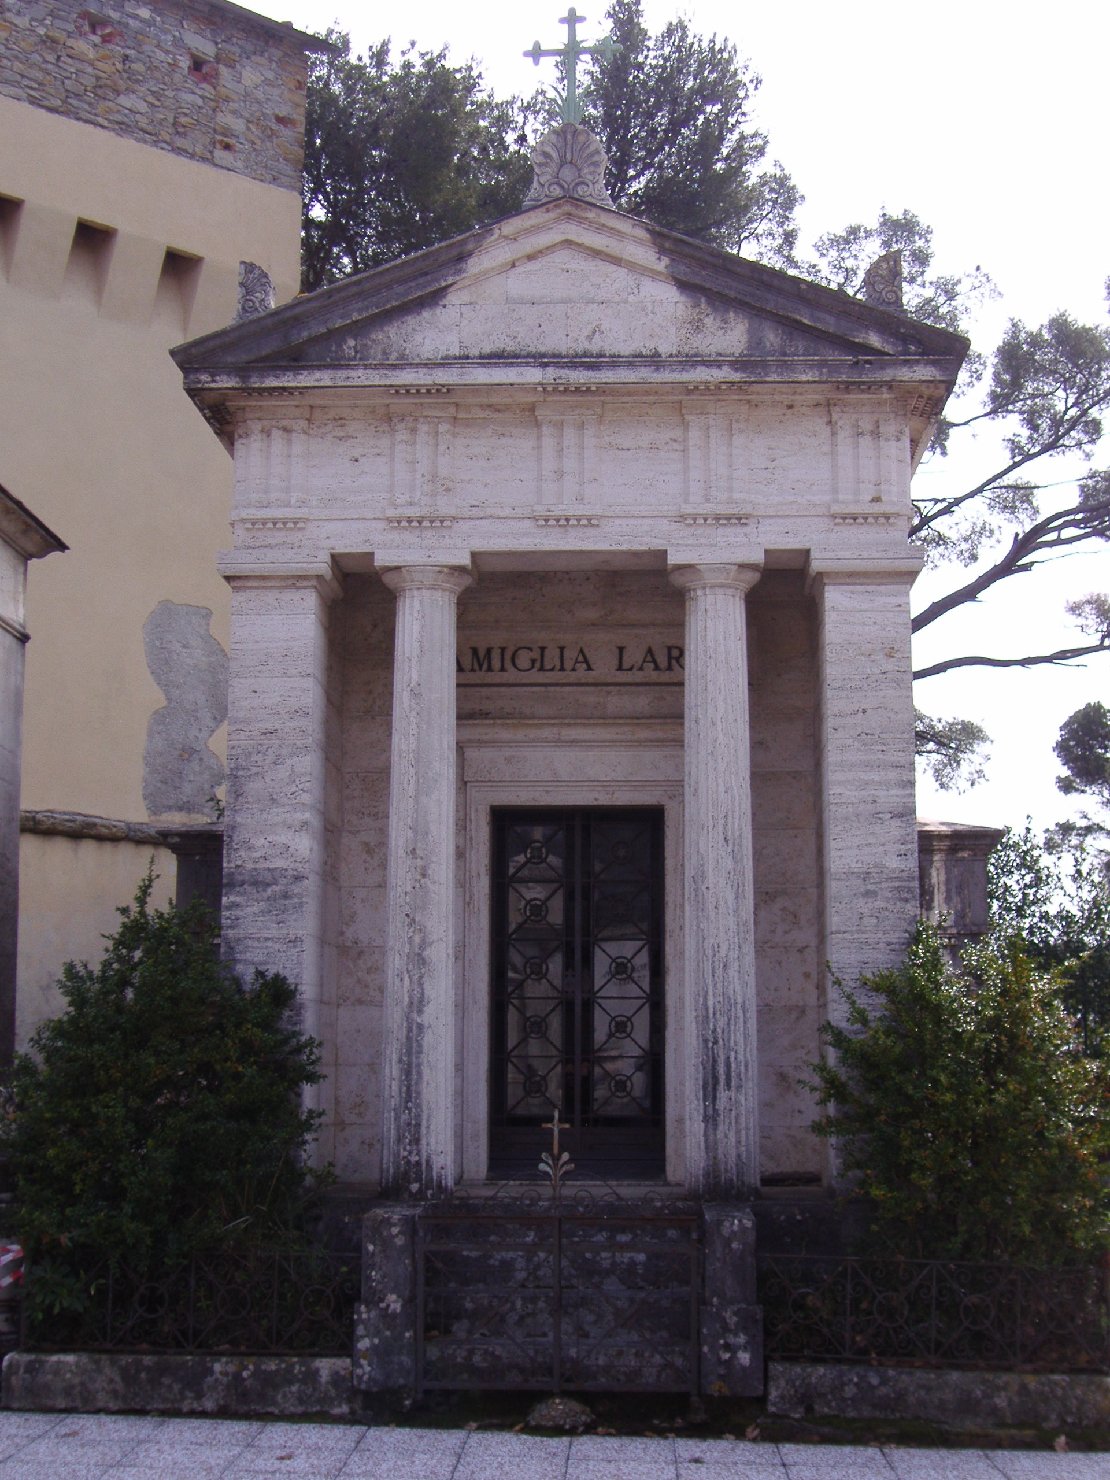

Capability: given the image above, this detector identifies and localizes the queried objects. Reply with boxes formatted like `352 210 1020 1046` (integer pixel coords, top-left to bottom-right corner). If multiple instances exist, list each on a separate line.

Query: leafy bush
989 822 1110 1056
810 925 1110 1263
4 877 325 1318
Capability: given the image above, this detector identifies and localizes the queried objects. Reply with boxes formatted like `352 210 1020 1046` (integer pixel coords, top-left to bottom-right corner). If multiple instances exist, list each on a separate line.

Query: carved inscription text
456 641 685 678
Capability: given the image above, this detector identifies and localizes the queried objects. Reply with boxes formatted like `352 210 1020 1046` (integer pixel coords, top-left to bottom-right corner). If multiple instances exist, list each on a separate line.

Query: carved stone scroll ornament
524 123 615 209
862 249 904 311
236 261 276 321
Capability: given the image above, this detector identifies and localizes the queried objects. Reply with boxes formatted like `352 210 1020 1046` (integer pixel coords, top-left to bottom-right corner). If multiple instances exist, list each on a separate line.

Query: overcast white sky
254 0 1109 838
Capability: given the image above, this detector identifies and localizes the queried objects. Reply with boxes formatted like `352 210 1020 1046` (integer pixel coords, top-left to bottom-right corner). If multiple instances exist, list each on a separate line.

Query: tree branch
910 440 1087 538
915 637 1110 681
912 494 1110 633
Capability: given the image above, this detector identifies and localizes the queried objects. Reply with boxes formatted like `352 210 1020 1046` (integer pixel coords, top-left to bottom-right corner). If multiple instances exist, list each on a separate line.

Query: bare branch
911 441 1095 539
915 637 1110 681
912 492 1110 633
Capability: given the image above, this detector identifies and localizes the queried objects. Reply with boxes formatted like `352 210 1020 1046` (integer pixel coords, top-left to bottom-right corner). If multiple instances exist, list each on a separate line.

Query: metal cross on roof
524 8 619 126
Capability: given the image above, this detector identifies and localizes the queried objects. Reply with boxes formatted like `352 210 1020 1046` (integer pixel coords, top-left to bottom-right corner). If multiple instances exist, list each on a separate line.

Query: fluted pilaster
379 564 472 1197
670 562 762 1196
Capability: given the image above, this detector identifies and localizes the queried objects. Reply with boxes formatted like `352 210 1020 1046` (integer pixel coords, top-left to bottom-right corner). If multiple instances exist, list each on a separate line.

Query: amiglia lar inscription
455 642 685 676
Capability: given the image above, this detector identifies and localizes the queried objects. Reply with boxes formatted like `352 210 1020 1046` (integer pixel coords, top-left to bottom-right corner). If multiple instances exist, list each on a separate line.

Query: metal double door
490 807 664 1179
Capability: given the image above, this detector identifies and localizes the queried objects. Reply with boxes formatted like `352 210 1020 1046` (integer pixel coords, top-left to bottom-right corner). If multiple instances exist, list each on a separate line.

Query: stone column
669 562 762 1197
218 560 340 1128
379 564 472 1198
808 559 922 1009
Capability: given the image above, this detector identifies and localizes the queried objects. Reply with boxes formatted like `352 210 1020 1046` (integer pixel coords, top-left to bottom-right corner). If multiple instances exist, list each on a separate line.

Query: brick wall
0 0 312 191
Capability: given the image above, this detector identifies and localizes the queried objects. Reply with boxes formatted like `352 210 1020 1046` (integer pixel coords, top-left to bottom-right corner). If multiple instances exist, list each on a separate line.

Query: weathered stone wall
332 575 393 1185
0 0 310 189
749 571 821 1184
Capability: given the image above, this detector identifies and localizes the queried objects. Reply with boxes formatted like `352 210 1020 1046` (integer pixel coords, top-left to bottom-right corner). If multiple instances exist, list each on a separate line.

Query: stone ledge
2 1352 356 1418
20 809 166 845
767 1360 1110 1431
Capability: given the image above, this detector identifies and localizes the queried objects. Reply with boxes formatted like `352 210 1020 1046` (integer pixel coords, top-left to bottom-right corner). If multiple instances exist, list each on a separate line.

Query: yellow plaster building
0 0 321 1048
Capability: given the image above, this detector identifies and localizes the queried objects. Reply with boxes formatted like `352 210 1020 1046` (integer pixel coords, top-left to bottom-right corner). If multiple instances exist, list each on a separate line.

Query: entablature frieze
240 517 308 532
227 508 916 573
227 406 921 525
218 517 926 597
213 377 943 478
830 512 899 526
676 514 750 527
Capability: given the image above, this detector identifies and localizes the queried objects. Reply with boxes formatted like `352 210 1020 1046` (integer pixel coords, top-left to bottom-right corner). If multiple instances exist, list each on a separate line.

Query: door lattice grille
491 809 664 1178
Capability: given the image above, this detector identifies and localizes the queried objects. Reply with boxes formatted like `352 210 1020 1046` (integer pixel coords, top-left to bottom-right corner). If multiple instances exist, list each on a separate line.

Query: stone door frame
459 738 684 1186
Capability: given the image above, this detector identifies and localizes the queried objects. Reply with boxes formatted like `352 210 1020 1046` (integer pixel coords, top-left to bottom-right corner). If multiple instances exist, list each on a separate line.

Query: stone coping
2 1352 354 1418
768 1360 1110 1431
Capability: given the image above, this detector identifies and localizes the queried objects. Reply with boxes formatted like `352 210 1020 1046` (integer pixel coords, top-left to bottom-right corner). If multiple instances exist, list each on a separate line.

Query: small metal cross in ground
524 8 619 125
542 1111 570 1163
540 1111 574 1201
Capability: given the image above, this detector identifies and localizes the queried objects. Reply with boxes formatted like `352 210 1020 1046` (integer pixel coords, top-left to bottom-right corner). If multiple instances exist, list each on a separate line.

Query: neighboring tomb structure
0 487 65 1069
918 818 1007 960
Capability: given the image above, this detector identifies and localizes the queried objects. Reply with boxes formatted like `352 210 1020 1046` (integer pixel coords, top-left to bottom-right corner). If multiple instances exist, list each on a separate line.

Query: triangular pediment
174 199 967 378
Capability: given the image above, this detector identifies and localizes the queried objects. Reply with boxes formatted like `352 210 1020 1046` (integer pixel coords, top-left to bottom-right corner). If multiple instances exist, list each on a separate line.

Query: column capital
379 564 473 598
217 555 343 604
805 554 923 594
668 561 762 596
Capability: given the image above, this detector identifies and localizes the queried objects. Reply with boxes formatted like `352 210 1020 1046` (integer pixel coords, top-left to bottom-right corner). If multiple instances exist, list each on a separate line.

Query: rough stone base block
352 1200 766 1399
700 1302 764 1397
767 1361 1110 1430
699 1202 763 1397
352 1205 418 1394
1 1352 355 1417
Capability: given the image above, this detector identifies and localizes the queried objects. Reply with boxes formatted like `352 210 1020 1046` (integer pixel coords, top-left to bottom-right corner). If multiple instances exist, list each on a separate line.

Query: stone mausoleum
174 117 967 1393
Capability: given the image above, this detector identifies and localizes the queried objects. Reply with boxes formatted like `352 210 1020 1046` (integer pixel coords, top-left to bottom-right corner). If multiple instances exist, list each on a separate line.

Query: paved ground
0 1413 1102 1480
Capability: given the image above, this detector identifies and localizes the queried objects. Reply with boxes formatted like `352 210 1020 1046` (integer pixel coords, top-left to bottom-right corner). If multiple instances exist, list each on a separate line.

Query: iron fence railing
15 1234 1110 1375
19 1245 360 1356
758 1254 1110 1371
